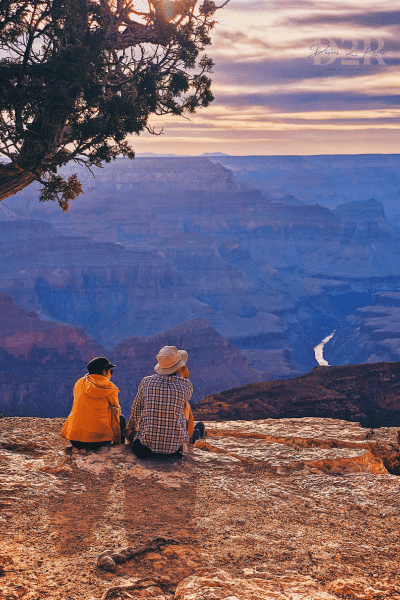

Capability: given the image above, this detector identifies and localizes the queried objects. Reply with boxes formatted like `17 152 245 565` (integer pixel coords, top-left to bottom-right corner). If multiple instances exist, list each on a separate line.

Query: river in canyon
314 331 335 366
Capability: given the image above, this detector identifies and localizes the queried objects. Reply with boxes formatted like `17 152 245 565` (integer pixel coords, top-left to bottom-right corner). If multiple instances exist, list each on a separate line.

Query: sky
131 0 400 156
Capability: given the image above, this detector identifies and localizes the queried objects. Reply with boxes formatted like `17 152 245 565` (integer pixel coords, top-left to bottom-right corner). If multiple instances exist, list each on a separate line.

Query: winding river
314 331 335 366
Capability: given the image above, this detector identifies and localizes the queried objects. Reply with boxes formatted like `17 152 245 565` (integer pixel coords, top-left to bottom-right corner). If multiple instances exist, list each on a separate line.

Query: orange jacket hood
61 374 121 444
81 374 120 399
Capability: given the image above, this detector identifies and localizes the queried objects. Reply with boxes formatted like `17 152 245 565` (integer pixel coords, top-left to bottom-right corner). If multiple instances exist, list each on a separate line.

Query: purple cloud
284 10 400 28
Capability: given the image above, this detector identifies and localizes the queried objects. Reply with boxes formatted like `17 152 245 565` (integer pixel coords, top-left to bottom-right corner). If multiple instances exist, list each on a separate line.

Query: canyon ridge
2 155 400 393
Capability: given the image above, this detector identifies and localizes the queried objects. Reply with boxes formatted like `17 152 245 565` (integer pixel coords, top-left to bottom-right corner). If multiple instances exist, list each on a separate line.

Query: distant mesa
200 152 230 156
333 198 387 220
133 152 232 157
135 152 179 157
205 154 400 216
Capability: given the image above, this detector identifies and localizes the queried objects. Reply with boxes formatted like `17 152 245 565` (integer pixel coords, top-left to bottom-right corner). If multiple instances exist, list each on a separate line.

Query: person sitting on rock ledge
61 357 126 451
124 346 205 459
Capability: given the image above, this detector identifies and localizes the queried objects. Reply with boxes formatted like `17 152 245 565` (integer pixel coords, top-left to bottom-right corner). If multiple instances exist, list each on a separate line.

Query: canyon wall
207 154 400 218
2 156 400 408
0 292 264 416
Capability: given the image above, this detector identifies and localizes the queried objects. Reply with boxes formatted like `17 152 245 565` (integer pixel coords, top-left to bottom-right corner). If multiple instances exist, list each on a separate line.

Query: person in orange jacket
61 357 126 451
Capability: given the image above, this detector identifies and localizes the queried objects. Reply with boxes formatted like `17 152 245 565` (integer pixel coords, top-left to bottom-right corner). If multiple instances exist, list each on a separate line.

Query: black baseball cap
87 357 117 374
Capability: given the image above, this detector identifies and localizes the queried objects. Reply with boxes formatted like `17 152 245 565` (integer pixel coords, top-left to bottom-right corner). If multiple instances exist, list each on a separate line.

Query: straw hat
154 346 188 375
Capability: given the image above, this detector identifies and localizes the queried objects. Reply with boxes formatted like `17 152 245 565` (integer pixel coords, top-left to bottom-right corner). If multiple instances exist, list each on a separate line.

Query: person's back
131 372 192 454
125 345 204 458
61 357 125 450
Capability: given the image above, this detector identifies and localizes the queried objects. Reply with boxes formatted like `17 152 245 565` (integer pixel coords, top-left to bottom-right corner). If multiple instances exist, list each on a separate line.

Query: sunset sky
132 0 400 156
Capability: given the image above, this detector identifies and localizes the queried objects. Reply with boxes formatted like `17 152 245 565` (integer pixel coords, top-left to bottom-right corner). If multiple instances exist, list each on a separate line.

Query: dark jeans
70 415 126 450
130 438 183 459
129 421 205 459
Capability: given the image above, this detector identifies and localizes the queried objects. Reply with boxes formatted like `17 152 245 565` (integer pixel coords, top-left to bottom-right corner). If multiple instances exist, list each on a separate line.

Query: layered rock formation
4 278 400 424
0 292 104 417
2 157 400 380
110 318 266 408
325 292 400 366
207 154 400 216
192 361 400 428
0 217 189 346
1 416 400 599
0 293 263 415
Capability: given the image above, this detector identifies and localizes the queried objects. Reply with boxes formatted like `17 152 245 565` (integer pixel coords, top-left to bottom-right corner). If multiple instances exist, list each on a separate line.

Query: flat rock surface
1 417 400 599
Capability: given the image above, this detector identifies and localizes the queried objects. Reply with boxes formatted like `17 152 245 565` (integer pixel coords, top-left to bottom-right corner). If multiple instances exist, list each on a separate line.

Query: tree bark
0 164 38 202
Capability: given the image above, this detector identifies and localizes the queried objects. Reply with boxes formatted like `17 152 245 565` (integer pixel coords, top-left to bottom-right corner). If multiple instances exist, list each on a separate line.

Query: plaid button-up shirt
127 373 193 454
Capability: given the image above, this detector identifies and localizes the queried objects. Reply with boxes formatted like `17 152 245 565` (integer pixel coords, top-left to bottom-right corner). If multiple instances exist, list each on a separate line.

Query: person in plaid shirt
125 346 205 458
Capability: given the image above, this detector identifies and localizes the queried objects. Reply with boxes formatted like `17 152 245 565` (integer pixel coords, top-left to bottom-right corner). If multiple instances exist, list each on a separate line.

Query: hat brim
154 350 188 375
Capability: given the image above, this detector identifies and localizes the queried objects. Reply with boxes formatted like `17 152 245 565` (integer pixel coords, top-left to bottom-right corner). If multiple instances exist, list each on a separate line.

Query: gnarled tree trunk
0 164 38 202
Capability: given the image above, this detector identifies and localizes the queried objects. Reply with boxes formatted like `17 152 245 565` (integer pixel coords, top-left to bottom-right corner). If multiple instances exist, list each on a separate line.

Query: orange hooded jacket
61 374 122 443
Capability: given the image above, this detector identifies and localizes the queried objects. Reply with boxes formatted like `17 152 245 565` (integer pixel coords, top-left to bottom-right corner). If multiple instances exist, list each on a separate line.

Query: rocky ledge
192 361 400 429
1 416 400 599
